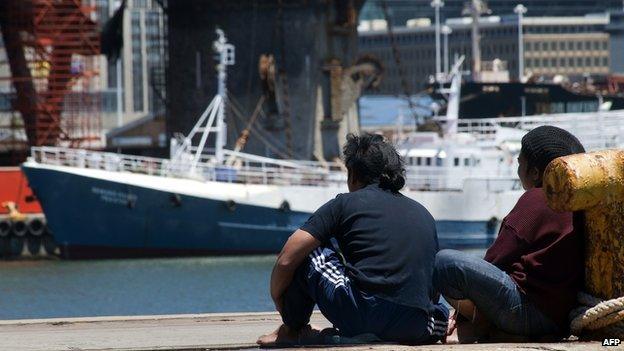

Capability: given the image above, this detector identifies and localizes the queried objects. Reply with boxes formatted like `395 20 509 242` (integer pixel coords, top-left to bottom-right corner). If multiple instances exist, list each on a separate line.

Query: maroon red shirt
484 188 584 331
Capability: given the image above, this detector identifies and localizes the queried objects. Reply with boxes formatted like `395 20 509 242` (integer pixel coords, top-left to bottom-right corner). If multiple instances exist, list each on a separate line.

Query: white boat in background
21 31 624 258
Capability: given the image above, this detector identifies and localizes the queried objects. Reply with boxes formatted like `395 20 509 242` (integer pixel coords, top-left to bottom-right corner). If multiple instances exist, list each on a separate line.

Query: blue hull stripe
23 166 495 258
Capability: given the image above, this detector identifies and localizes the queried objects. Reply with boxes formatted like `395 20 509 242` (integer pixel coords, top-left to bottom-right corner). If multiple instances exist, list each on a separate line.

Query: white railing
404 165 518 191
29 146 521 192
30 146 348 188
457 110 624 150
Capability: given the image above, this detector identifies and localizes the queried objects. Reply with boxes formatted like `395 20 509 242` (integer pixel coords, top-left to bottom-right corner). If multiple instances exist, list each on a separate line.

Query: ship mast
170 28 235 173
438 56 464 135
213 29 235 164
463 0 489 80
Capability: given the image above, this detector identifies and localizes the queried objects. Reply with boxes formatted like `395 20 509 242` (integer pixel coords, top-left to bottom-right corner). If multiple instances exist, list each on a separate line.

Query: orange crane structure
0 0 102 165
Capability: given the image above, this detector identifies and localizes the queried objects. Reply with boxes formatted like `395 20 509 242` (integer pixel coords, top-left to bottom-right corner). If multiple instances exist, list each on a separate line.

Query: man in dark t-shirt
257 133 448 346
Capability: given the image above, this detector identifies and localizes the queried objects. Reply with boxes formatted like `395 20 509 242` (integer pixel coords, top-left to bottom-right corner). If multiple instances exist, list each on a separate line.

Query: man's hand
270 229 321 315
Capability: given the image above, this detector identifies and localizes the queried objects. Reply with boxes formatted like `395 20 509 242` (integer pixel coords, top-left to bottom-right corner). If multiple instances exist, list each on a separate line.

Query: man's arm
483 223 527 271
270 229 321 314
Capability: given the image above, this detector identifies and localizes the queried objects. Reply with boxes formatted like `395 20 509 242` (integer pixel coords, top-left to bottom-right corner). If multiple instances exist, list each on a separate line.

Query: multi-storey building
362 0 623 26
607 11 624 74
94 0 167 130
359 14 611 94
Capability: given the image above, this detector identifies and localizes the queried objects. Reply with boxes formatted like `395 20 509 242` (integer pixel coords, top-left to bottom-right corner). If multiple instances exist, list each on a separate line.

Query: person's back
484 186 583 330
258 133 447 346
433 125 586 342
304 183 438 309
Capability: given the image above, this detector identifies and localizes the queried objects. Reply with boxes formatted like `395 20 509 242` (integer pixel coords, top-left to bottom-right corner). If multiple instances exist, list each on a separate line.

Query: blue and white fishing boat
22 31 624 258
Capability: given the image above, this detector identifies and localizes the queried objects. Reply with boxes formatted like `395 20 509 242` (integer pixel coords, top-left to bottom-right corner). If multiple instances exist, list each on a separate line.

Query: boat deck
0 312 606 351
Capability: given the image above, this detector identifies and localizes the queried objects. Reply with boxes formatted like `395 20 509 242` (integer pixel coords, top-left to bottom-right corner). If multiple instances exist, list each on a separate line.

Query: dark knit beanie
521 125 585 174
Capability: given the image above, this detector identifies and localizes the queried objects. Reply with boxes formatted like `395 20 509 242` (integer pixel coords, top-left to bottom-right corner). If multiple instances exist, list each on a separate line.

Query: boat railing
29 146 521 191
404 165 518 191
29 146 350 187
457 110 624 150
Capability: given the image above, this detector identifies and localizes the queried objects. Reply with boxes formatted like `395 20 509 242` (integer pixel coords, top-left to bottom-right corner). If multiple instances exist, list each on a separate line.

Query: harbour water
0 249 485 320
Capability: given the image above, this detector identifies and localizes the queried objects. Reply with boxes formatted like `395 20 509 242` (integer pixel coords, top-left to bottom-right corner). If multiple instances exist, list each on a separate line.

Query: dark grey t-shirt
300 183 439 310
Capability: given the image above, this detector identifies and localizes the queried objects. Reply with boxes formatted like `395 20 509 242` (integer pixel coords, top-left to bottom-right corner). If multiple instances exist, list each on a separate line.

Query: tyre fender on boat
12 219 27 237
0 218 10 237
27 217 46 236
486 216 499 234
225 199 236 212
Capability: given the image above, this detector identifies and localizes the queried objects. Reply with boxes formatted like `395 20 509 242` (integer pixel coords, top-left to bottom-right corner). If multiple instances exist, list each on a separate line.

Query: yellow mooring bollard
543 149 624 339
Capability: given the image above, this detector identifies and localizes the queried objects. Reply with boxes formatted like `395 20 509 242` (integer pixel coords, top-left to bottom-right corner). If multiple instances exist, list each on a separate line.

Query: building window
454 157 459 167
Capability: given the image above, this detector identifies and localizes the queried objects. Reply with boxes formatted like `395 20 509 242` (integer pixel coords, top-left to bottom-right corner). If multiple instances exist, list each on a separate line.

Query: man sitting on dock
257 133 448 346
433 126 586 342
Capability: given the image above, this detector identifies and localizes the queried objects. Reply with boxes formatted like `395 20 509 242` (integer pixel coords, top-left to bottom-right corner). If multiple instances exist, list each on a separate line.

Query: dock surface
0 312 609 351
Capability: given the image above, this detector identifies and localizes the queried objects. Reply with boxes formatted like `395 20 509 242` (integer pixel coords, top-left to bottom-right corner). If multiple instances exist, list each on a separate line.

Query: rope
570 292 624 338
225 95 294 160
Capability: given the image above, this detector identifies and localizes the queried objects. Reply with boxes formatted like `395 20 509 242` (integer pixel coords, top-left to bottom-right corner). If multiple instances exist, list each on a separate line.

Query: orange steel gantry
0 0 101 163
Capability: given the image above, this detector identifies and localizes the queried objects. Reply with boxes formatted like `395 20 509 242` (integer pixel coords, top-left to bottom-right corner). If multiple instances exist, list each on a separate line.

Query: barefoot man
257 133 448 346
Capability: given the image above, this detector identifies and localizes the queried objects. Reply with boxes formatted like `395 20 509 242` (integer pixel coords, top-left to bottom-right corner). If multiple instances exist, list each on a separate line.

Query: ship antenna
171 28 235 175
213 28 235 164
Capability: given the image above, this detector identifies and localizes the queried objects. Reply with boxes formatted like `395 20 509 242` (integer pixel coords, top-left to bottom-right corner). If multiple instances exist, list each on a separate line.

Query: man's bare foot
256 324 323 346
455 314 491 343
257 324 297 346
442 311 459 344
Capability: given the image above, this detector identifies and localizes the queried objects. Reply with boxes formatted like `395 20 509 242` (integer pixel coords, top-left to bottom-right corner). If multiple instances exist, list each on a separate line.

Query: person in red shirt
433 125 586 342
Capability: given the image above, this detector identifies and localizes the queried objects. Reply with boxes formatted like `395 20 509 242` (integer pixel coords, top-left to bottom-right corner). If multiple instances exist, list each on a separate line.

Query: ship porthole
279 201 290 212
225 200 236 212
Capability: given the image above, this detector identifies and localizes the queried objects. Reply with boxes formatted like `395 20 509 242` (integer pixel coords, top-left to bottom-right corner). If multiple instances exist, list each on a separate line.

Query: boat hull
23 163 504 259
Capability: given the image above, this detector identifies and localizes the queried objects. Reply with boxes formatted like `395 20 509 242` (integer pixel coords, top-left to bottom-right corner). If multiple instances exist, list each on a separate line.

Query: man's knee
433 250 463 283
433 249 471 298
